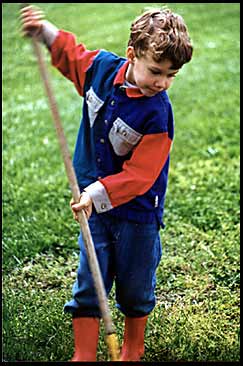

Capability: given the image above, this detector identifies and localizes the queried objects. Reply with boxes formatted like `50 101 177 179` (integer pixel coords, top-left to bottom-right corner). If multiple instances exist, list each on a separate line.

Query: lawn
2 2 240 362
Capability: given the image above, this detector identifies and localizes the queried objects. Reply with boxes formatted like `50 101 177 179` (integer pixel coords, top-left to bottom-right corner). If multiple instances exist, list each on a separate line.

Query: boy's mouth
141 87 160 96
148 86 163 93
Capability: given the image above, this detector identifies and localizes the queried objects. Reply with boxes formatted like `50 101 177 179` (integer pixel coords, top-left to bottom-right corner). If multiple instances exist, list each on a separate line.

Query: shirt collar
113 60 144 98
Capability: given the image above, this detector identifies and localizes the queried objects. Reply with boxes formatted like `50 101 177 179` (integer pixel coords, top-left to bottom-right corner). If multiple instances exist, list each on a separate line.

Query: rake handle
28 29 119 361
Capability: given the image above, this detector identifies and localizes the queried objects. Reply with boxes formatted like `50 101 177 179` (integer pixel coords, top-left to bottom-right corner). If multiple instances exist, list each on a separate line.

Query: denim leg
64 212 115 318
112 221 162 317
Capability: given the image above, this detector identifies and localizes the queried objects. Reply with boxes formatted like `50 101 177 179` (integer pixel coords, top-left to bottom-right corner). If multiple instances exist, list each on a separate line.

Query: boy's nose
154 77 167 90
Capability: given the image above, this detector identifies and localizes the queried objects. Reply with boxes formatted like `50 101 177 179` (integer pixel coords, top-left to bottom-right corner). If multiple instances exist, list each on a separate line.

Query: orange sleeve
100 132 172 207
50 30 99 96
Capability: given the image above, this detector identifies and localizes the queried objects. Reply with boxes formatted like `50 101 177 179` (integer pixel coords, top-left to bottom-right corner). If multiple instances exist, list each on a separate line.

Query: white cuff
84 181 113 213
42 21 59 47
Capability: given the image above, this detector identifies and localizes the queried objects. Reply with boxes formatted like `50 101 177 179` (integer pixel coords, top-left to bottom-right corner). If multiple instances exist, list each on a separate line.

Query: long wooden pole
27 26 120 362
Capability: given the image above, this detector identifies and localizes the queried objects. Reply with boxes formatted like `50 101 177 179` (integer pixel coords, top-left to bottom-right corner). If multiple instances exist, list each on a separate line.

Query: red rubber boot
120 315 148 361
70 317 100 361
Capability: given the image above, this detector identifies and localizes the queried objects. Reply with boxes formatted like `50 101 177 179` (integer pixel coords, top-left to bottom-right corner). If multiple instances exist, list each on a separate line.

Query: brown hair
128 8 193 69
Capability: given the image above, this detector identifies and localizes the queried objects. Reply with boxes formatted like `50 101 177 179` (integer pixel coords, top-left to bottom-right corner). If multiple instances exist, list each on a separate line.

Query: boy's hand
70 192 93 221
20 5 44 38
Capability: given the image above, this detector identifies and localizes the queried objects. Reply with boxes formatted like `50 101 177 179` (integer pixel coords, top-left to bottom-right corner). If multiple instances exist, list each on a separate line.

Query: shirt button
104 119 108 125
110 100 115 106
100 138 105 144
97 158 101 163
101 203 107 210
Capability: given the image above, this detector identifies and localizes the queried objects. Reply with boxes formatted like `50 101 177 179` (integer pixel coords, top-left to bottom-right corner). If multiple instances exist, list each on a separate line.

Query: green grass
2 2 240 362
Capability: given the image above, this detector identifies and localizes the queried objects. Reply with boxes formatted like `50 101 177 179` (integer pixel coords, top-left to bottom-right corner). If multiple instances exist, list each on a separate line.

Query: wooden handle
27 30 119 359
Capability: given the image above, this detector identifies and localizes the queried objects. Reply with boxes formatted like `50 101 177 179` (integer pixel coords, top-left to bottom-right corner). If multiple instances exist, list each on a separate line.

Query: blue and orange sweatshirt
50 30 174 228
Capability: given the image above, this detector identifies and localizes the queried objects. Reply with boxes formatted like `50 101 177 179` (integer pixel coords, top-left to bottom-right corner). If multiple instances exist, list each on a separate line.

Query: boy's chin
140 87 159 97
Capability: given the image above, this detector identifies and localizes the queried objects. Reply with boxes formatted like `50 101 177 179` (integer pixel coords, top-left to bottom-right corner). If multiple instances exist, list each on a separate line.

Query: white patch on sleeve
84 181 113 213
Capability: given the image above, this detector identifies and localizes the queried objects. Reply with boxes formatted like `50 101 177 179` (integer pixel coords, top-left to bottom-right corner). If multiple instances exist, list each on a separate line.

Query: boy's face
126 47 179 97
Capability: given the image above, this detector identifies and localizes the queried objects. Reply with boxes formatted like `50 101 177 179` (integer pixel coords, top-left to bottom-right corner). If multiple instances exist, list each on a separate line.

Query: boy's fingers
84 206 92 219
21 14 44 24
70 198 78 209
70 192 92 220
19 5 44 34
71 202 86 211
20 5 43 14
20 14 44 25
20 7 44 21
20 5 35 11
73 208 91 221
20 9 44 16
22 21 42 30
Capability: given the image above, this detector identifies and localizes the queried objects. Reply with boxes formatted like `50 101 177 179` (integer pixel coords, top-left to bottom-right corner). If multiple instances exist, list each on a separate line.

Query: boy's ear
126 46 136 63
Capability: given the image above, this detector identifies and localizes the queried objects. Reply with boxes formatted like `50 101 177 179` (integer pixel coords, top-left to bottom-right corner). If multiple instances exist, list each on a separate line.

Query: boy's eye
149 69 161 75
149 69 177 78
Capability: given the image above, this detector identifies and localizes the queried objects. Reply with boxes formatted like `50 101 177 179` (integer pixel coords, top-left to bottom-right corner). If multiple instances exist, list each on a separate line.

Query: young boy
20 5 193 361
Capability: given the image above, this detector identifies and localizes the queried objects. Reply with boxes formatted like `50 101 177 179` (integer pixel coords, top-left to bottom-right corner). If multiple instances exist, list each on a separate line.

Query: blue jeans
64 211 162 318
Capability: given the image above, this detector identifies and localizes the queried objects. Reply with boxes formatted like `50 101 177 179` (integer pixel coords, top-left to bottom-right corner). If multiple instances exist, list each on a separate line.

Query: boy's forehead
145 53 178 71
